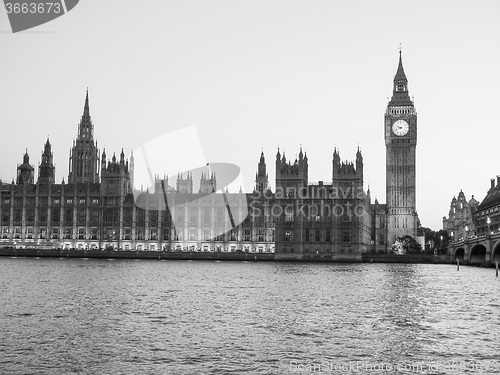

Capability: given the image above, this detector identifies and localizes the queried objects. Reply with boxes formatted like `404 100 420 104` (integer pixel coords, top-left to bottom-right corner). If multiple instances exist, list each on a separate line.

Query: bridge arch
492 241 500 264
454 247 465 262
470 244 487 265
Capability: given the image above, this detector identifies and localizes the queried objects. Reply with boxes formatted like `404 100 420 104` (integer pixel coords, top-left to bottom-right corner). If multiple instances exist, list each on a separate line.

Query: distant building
443 190 478 241
474 177 500 236
0 52 421 254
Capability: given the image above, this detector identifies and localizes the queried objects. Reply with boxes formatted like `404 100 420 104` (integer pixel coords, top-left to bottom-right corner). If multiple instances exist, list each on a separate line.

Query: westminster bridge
448 232 500 265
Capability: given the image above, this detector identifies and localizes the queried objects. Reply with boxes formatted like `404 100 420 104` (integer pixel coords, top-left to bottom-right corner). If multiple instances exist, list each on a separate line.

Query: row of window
387 106 413 115
284 229 353 243
477 206 500 216
1 197 101 206
0 208 275 227
0 226 275 242
282 247 356 254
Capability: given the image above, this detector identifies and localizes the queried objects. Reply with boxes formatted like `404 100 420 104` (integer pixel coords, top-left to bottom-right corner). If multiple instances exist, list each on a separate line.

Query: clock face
392 119 409 136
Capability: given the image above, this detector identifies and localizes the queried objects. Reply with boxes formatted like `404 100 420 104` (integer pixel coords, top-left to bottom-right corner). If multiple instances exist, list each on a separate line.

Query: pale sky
1 0 499 231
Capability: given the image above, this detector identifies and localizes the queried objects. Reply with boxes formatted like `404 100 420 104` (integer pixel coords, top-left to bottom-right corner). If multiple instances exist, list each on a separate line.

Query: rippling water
1 258 500 374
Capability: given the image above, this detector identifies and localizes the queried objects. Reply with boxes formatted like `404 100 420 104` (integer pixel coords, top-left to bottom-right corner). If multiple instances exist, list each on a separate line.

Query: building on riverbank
443 178 500 242
0 52 420 255
474 177 500 236
442 190 478 241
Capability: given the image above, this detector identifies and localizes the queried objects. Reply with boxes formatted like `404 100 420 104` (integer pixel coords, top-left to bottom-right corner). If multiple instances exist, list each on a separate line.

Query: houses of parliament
0 53 419 256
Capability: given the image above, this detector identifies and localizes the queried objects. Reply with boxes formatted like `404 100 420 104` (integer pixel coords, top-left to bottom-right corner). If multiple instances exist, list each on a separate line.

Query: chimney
497 176 500 187
491 178 495 189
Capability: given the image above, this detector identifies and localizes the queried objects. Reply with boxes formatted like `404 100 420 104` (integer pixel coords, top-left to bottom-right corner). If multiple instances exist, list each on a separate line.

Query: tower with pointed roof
17 150 34 184
385 50 418 244
38 138 55 184
255 151 268 193
68 89 100 184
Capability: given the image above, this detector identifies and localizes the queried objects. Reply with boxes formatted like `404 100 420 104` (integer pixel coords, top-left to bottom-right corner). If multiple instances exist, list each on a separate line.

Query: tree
418 226 435 242
391 235 422 255
433 230 449 255
418 226 436 254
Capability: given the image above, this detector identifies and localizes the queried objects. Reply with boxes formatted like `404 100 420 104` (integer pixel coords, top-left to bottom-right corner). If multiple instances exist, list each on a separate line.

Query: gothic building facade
0 53 419 255
443 177 500 243
442 190 478 241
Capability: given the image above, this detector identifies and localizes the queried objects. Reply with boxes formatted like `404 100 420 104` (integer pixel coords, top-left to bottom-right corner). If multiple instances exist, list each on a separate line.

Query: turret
255 151 268 193
38 138 55 184
176 172 193 194
275 147 308 196
17 150 35 184
333 148 363 182
333 147 340 171
100 148 131 196
129 151 134 189
200 169 217 194
68 89 100 184
356 146 363 177
101 149 107 176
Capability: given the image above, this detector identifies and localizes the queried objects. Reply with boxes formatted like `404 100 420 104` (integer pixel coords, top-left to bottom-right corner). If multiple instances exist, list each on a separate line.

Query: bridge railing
450 231 500 246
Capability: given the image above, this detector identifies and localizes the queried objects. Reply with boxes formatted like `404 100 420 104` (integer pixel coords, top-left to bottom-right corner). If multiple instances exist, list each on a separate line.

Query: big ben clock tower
385 50 418 245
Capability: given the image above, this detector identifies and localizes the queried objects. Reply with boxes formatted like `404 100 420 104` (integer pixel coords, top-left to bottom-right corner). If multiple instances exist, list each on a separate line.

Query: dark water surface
1 258 500 374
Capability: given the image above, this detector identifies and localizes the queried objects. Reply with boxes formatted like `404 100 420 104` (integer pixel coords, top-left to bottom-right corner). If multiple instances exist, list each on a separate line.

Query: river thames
1 258 499 374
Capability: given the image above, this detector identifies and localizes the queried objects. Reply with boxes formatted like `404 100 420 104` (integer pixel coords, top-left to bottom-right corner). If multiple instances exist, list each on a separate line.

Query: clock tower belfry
385 50 418 245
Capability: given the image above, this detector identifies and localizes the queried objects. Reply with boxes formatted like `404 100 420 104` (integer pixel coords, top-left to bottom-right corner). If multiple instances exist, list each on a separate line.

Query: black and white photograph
1 1 500 373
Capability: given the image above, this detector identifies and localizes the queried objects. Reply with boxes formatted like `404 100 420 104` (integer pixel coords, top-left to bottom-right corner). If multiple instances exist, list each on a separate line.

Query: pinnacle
83 88 90 117
394 51 407 82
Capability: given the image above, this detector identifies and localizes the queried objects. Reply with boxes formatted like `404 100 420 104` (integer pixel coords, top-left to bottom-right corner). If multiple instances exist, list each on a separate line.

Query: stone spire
389 49 414 107
68 89 100 184
256 151 268 192
78 88 93 139
394 49 407 83
38 138 55 184
83 87 90 117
